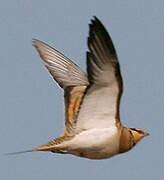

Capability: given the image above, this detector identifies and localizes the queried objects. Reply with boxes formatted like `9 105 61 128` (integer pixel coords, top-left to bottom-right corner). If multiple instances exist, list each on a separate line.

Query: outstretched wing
76 17 123 131
33 40 88 89
33 40 89 135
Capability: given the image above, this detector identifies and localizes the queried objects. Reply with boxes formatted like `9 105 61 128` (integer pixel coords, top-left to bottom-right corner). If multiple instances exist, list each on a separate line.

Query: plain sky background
0 0 163 179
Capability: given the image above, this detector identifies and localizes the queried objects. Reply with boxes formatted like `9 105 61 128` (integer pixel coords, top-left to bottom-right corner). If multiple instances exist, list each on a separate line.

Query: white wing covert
76 17 123 131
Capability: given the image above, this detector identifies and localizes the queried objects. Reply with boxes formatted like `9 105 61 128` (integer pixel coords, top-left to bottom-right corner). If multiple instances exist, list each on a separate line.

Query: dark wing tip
88 16 118 60
91 16 102 25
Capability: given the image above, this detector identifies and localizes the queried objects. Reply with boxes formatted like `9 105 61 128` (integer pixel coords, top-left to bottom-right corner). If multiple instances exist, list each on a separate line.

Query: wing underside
76 17 123 131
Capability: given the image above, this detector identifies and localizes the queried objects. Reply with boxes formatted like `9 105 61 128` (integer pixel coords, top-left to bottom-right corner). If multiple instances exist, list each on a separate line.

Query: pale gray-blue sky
0 0 163 179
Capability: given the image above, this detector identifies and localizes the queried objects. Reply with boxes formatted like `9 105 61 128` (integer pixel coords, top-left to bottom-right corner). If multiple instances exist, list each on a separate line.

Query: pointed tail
4 144 55 156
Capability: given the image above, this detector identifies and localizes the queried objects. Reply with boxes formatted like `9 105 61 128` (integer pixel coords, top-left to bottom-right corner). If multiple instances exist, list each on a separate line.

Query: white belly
57 127 120 159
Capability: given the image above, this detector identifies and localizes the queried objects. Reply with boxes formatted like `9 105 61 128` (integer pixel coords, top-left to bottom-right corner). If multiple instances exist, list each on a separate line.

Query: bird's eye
138 130 146 135
131 128 145 135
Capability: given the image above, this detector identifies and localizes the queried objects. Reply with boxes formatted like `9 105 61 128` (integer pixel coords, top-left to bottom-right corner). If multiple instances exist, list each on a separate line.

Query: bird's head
130 128 149 144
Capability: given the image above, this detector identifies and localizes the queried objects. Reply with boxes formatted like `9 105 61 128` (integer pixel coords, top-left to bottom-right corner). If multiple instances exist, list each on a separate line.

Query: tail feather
5 136 71 155
4 149 36 155
5 144 53 156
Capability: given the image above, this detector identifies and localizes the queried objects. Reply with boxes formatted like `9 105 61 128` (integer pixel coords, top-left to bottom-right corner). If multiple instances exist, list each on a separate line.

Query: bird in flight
13 17 148 159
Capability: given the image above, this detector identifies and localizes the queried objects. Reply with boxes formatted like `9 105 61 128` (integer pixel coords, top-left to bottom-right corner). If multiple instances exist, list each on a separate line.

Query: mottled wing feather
33 40 89 135
63 86 87 135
